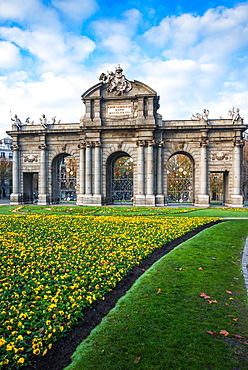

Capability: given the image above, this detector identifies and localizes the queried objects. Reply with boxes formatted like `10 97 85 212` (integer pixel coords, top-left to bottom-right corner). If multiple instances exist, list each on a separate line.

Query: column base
226 195 244 208
194 194 210 207
10 193 22 205
145 194 156 207
133 195 146 206
38 194 50 205
92 194 103 206
155 195 165 206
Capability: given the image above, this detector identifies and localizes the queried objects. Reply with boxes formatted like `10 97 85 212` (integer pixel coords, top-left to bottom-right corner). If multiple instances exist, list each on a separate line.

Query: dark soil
23 221 220 370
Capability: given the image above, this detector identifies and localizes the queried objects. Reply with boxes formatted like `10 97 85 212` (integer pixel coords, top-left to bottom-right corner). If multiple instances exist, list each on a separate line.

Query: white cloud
0 0 62 31
144 4 248 63
0 41 21 69
52 0 99 22
91 8 142 39
0 27 95 73
102 35 135 55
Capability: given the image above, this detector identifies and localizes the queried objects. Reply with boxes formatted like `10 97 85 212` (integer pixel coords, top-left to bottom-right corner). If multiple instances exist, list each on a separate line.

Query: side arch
51 152 77 203
105 151 133 204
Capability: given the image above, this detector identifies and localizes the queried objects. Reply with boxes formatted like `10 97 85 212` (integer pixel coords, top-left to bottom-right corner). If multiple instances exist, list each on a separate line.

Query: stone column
155 141 165 206
83 141 93 204
76 142 86 205
196 140 210 207
230 139 244 207
92 141 102 205
38 143 49 205
146 140 155 206
135 140 146 205
10 144 22 204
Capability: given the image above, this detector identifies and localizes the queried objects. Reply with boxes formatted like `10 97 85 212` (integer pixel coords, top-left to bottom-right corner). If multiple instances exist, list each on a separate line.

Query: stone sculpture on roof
99 65 132 96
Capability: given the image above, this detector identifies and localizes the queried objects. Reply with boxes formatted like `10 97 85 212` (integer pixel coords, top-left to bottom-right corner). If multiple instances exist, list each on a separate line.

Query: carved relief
211 151 229 161
23 154 39 163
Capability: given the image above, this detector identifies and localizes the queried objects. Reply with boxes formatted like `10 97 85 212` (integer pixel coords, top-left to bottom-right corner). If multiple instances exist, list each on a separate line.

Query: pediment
81 67 157 100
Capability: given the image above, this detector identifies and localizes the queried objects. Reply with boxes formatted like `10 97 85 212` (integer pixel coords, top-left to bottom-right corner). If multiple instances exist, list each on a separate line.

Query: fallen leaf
226 291 233 294
198 267 203 270
199 293 211 299
233 334 244 339
206 330 218 335
208 300 218 304
156 288 161 294
134 356 141 363
175 268 183 271
206 330 214 335
220 330 229 336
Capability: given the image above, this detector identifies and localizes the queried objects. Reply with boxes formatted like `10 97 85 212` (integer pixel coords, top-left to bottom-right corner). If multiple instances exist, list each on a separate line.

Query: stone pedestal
155 194 165 206
92 194 102 206
134 194 146 206
227 195 244 208
194 194 210 207
145 194 156 206
10 193 22 205
76 194 84 206
82 194 93 205
38 194 50 205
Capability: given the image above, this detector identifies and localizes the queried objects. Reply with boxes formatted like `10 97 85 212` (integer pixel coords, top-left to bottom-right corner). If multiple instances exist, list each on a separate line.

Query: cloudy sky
0 0 248 138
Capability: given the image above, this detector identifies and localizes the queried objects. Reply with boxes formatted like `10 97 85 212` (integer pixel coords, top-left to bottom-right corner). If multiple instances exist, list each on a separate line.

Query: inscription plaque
107 104 132 117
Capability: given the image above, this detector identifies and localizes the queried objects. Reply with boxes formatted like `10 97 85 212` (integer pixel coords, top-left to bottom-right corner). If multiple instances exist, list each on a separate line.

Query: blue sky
0 0 248 138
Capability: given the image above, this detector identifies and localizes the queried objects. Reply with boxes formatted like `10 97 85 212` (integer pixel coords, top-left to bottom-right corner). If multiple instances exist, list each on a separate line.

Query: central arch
106 151 133 205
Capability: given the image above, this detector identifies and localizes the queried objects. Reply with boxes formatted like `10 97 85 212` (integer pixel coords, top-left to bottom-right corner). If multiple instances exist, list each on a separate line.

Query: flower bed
0 214 216 368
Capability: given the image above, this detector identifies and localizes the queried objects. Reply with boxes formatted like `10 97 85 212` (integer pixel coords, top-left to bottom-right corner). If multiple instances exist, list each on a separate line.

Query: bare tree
0 157 12 198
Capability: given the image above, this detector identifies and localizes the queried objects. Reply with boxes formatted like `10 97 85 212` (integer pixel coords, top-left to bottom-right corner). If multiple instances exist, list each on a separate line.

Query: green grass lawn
2 204 248 217
65 220 248 370
1 204 248 368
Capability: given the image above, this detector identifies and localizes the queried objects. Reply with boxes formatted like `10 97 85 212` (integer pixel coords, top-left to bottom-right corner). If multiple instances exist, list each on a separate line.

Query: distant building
0 137 12 198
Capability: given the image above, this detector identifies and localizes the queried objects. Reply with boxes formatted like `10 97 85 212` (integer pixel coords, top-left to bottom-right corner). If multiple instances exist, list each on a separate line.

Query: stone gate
7 66 247 207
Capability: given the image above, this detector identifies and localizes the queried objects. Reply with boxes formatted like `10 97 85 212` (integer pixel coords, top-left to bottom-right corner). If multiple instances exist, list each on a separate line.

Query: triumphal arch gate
8 66 246 207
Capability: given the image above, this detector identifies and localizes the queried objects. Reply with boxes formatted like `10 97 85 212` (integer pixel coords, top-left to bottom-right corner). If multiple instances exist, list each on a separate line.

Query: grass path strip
66 220 248 370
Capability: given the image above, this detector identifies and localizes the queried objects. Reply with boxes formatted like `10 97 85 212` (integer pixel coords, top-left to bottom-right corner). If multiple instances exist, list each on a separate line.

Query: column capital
38 143 47 150
11 144 20 151
136 140 146 147
156 140 164 147
78 142 86 149
86 141 93 147
147 140 156 147
232 139 244 147
94 141 102 147
199 140 209 147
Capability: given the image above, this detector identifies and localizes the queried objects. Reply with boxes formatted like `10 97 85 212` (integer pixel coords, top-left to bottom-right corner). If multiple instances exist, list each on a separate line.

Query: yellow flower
33 348 41 355
17 357 25 365
0 337 6 347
